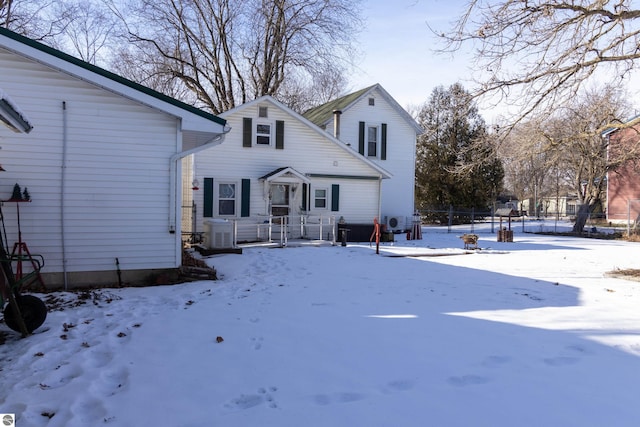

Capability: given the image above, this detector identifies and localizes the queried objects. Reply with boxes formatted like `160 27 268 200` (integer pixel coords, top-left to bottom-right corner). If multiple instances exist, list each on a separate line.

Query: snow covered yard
2 222 640 427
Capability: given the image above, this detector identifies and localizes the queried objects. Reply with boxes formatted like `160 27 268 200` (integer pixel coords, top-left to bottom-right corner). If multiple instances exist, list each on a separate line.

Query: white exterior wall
325 88 417 225
0 47 181 283
191 99 384 231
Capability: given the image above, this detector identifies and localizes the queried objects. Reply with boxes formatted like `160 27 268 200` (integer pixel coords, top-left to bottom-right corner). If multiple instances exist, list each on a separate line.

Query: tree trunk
572 203 591 233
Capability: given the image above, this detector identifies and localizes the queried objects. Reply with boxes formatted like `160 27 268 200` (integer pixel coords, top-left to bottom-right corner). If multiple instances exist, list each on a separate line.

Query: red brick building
604 120 640 224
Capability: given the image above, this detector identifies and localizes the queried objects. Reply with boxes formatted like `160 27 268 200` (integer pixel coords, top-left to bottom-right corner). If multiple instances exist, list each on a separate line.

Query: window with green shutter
301 183 308 211
241 179 250 217
381 123 387 160
276 120 284 149
331 184 340 211
203 178 214 217
243 118 252 147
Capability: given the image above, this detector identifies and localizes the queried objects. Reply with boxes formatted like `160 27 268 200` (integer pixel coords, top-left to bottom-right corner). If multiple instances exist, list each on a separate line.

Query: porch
200 214 338 249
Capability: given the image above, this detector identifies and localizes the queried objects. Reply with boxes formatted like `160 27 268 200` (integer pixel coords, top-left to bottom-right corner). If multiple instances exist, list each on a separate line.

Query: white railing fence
203 215 337 248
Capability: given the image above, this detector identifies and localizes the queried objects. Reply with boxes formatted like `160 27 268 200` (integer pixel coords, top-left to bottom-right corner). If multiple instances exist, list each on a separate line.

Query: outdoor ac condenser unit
204 219 233 249
386 216 406 233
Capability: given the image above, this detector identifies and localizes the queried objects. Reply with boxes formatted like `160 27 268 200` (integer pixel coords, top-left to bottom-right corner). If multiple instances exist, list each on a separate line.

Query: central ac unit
204 219 234 249
386 215 406 233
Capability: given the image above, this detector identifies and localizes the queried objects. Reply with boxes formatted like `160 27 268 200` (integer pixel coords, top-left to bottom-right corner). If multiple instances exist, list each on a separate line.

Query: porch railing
203 214 337 249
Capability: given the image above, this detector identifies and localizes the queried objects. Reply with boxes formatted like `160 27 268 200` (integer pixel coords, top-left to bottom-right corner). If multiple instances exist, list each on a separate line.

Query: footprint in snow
384 379 415 393
224 387 278 410
250 336 263 350
482 355 512 368
313 391 366 405
543 356 579 366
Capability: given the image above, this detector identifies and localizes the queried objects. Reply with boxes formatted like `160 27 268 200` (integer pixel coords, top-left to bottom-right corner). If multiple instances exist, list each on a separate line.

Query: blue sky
353 0 640 121
352 0 474 111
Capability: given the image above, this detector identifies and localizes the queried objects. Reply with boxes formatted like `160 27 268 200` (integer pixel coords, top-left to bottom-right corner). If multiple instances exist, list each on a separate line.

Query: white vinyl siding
191 100 384 227
325 87 417 220
0 47 179 275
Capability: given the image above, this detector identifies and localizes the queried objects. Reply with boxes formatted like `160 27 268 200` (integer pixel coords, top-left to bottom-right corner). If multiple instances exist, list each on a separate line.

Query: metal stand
10 202 44 289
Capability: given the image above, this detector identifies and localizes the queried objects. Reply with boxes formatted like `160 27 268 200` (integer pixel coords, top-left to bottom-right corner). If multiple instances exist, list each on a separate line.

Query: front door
271 184 290 218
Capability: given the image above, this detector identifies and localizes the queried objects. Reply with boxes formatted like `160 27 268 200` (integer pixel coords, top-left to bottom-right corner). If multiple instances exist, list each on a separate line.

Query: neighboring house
604 120 640 225
185 95 390 246
0 27 229 289
304 84 423 232
520 195 579 218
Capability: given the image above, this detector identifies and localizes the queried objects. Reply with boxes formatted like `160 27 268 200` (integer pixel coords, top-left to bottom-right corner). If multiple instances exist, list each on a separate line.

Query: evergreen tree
10 183 22 201
415 83 503 215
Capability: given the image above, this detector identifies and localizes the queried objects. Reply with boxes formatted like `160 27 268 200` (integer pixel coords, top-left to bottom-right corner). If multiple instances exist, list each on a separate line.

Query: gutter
168 126 230 233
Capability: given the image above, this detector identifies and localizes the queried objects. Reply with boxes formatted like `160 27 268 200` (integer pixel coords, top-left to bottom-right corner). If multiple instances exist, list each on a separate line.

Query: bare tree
500 119 556 217
501 85 639 231
109 0 361 114
438 1 640 127
49 1 117 66
276 65 348 112
0 0 74 41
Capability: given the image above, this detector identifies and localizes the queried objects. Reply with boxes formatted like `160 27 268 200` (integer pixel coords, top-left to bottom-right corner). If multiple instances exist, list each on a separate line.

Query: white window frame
367 125 378 158
314 187 328 209
255 120 273 146
216 181 238 216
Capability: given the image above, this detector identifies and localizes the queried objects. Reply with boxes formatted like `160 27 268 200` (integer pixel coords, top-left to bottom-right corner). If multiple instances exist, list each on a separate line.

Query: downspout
168 130 228 234
377 175 383 222
61 101 69 290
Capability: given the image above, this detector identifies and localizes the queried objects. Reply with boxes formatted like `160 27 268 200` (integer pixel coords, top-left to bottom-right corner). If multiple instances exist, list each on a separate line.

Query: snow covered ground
2 221 640 427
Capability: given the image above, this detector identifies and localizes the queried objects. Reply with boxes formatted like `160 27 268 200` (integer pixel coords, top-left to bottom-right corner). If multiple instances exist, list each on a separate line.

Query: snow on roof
0 88 33 133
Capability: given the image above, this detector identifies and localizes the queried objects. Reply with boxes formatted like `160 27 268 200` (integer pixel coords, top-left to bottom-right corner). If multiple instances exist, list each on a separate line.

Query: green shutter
241 179 250 217
243 117 252 147
358 121 365 155
275 120 284 149
331 184 340 211
301 183 308 211
203 178 214 217
381 123 387 160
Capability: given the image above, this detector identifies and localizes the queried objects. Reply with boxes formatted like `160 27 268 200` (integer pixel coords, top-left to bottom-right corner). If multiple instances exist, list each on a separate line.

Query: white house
185 96 391 246
0 27 229 289
304 84 423 232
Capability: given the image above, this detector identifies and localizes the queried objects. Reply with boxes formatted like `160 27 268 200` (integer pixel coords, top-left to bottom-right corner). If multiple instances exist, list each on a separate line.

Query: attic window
368 98 375 106
258 106 268 118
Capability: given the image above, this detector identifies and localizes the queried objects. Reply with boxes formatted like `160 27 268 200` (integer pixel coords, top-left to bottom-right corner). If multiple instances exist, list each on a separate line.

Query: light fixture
192 178 200 191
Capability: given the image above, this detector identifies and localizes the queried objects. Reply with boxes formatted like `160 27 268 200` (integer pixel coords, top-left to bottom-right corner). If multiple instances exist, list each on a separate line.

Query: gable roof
221 96 391 179
259 167 311 183
0 27 228 136
303 85 375 125
303 83 423 134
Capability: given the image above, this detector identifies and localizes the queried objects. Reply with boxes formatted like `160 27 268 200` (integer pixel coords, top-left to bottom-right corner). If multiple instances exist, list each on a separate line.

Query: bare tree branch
436 1 640 125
